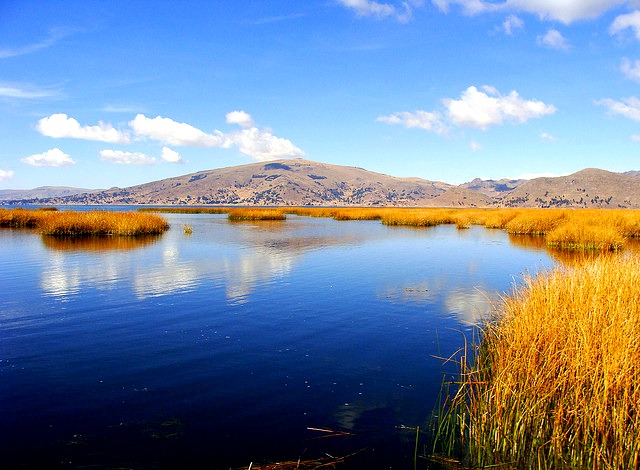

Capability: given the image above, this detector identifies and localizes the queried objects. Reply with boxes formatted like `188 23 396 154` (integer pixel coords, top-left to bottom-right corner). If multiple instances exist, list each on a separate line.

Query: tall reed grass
429 255 640 469
227 209 286 221
0 208 169 236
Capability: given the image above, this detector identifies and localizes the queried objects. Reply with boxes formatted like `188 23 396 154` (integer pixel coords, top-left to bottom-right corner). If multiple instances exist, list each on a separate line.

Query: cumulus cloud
378 85 556 134
37 113 130 143
337 0 422 22
0 169 15 181
226 127 305 161
621 58 640 82
226 110 255 128
131 113 304 161
433 0 629 23
596 96 640 121
536 29 570 50
129 114 225 147
444 85 556 129
37 111 304 162
610 10 640 39
470 140 483 151
21 148 75 167
99 149 157 165
540 132 556 142
376 110 449 135
160 146 183 163
502 14 524 35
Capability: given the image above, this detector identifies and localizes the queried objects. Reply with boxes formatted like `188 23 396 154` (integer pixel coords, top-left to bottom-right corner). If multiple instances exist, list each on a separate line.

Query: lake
0 211 558 468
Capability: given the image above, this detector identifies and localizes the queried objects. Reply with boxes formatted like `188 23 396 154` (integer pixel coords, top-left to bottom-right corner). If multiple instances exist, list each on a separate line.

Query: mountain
460 177 527 197
497 168 640 208
3 160 640 208
31 159 453 207
0 186 97 202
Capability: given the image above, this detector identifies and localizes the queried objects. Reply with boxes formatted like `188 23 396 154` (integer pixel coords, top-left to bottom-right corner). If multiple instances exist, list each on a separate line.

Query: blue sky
2 0 640 189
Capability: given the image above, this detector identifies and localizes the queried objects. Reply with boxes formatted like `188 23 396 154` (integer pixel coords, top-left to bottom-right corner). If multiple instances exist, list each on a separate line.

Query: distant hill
0 186 96 202
497 168 640 208
460 177 527 197
30 159 454 207
3 160 640 208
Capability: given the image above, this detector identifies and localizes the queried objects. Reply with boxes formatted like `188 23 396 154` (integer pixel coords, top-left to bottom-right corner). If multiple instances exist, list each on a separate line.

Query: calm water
0 213 557 469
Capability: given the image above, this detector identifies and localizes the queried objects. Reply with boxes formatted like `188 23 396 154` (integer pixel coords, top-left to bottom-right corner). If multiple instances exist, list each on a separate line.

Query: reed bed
0 207 56 228
430 255 640 469
0 208 169 236
38 211 170 236
227 208 287 221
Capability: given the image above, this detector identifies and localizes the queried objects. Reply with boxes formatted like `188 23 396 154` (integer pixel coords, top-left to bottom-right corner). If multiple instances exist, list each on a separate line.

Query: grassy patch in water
0 208 169 236
227 208 286 221
428 255 640 469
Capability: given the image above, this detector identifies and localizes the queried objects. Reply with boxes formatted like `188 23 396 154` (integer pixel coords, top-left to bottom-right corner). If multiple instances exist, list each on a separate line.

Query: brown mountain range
4 159 640 208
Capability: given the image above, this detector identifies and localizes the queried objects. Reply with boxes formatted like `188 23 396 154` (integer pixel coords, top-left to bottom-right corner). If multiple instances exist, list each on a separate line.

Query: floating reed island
0 208 169 236
428 255 640 469
143 207 640 252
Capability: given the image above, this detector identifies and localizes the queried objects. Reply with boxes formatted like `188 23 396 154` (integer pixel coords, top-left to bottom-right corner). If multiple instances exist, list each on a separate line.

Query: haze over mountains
3 159 640 209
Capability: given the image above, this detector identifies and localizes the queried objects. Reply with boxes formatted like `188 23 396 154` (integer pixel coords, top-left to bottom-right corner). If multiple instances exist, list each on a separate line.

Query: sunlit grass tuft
227 208 286 221
430 255 640 469
0 208 169 236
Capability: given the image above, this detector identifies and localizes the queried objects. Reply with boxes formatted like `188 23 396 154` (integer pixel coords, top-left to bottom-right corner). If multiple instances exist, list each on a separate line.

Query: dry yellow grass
0 208 169 236
433 255 640 469
227 208 286 221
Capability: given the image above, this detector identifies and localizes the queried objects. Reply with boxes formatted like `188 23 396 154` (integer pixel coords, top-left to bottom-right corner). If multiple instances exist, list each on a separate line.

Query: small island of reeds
0 208 169 236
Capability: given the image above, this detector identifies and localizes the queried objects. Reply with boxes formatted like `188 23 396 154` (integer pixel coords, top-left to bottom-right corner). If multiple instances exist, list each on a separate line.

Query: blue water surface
0 213 556 468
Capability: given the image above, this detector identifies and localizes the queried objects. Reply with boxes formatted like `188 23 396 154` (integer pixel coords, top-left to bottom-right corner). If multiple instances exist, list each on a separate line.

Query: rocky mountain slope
497 168 640 208
0 186 96 201
3 159 640 208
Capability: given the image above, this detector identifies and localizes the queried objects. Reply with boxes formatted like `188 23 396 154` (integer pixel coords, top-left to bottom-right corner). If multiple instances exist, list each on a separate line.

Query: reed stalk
430 255 640 469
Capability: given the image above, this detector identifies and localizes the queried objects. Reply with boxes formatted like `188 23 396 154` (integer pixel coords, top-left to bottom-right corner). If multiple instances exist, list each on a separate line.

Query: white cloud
596 96 640 121
129 114 225 147
621 58 640 82
21 148 75 167
161 146 183 163
502 14 524 35
433 0 629 23
631 134 640 141
0 169 15 181
610 10 640 39
376 110 448 135
226 127 306 161
37 113 130 143
378 85 555 134
337 0 422 22
99 149 157 165
444 85 556 129
536 29 570 50
131 113 304 161
470 140 483 151
540 132 556 141
36 111 304 163
226 110 255 128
